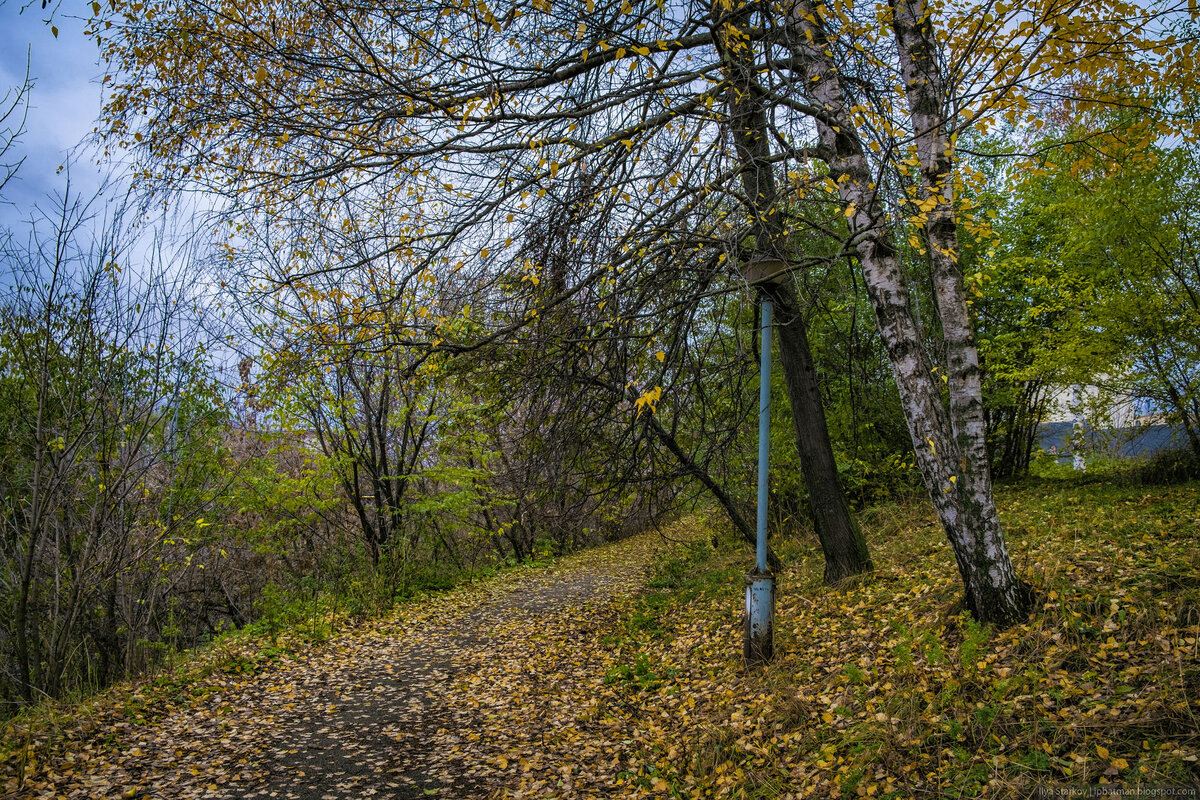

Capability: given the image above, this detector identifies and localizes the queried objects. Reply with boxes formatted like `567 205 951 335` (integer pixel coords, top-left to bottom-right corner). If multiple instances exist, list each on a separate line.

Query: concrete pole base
743 571 775 666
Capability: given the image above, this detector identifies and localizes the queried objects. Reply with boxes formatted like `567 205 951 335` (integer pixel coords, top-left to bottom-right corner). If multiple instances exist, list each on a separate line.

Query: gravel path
5 535 656 800
223 555 647 800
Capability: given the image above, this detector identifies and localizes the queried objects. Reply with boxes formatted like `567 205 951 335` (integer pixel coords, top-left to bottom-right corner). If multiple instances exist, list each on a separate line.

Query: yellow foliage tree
92 0 1194 622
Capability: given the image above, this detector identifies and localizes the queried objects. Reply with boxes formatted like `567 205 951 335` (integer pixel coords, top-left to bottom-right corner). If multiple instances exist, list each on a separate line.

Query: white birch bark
783 0 1030 622
889 0 1028 621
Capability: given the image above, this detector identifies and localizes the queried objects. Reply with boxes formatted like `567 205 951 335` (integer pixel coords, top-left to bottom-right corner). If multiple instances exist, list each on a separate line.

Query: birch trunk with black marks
718 14 872 583
786 0 1031 623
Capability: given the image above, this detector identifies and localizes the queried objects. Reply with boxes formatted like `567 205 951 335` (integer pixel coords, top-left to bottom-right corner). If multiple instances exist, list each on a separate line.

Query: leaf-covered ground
4 479 1199 798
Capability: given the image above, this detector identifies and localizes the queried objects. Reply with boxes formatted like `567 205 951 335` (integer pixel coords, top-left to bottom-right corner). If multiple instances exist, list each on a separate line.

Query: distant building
1038 384 1183 459
1041 384 1152 428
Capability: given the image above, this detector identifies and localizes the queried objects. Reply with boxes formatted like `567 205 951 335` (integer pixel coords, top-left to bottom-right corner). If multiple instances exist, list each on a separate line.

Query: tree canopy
88 0 1197 623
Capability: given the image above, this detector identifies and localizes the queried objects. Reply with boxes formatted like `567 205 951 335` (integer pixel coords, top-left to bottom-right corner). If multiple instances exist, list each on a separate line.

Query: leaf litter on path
2 529 665 799
8 490 1199 800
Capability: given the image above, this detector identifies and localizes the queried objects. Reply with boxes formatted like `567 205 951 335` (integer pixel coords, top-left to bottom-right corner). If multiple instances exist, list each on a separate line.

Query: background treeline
3 120 1199 713
0 183 705 712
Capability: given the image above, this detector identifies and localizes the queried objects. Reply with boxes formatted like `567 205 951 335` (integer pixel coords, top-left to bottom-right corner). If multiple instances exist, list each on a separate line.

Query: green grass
605 476 1200 797
4 476 1197 798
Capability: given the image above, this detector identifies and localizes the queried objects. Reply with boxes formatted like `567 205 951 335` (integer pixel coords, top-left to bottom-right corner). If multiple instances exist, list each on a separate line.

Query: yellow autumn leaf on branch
634 385 662 417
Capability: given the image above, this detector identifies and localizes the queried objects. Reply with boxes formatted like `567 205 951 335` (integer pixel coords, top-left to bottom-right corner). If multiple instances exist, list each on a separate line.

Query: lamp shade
740 257 790 286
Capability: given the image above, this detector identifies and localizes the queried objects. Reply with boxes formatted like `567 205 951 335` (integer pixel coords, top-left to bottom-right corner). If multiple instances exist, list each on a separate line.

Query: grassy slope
603 478 1200 798
3 478 1197 799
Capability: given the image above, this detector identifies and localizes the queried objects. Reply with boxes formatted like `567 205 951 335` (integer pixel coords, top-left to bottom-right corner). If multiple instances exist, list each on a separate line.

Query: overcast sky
1 0 113 233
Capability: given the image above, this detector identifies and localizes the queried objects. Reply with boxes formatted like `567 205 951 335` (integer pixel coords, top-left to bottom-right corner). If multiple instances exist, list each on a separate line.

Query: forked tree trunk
719 15 872 584
786 0 1031 623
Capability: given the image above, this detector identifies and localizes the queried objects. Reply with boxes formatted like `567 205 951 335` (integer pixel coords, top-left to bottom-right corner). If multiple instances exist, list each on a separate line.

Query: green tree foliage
0 189 230 704
91 0 1193 623
1045 146 1200 458
977 133 1200 469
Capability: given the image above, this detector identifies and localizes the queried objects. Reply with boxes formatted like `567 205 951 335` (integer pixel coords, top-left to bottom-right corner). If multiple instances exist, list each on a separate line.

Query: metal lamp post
740 257 789 666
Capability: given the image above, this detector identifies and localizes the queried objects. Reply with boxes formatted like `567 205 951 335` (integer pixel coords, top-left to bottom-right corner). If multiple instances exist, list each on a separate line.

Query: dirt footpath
9 534 658 800
224 548 650 800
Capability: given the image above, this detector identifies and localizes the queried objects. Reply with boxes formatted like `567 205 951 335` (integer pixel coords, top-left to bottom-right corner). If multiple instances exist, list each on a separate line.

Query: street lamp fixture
738 256 791 666
740 256 790 288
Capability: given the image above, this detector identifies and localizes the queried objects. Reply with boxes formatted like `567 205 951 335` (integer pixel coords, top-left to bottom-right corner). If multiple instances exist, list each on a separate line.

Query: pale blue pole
756 297 772 573
745 294 775 664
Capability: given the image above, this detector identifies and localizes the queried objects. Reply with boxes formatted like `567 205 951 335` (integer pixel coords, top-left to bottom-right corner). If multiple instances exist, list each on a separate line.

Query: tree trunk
1147 340 1200 460
718 11 872 584
990 380 1045 479
786 0 1031 623
767 285 873 582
